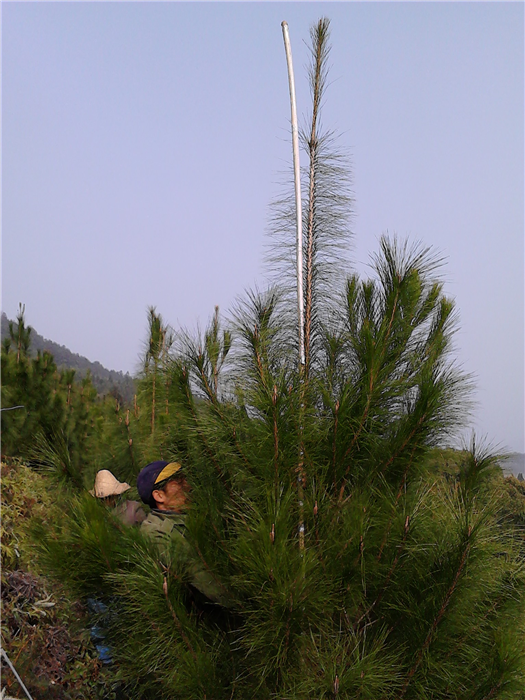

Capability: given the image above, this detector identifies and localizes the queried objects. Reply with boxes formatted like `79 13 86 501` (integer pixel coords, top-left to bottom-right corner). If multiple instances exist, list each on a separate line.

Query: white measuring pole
281 21 305 367
282 21 306 554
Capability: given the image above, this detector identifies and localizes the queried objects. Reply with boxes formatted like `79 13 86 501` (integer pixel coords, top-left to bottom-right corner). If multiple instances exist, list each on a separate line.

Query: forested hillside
1 311 135 403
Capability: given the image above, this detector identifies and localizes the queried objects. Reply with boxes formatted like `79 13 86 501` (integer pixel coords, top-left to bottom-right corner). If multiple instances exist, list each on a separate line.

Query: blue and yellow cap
137 461 184 507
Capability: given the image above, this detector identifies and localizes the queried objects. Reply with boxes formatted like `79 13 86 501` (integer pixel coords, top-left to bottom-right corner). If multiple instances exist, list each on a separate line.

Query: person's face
101 495 118 508
152 477 190 512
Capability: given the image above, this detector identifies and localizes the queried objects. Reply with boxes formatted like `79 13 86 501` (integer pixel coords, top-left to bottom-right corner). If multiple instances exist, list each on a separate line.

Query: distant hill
1 312 136 404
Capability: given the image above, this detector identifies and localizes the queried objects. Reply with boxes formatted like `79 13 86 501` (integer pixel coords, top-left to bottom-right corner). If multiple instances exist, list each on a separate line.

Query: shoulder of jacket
141 511 176 537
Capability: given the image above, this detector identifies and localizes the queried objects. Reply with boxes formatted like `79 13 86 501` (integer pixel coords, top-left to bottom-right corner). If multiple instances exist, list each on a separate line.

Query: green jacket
141 510 231 607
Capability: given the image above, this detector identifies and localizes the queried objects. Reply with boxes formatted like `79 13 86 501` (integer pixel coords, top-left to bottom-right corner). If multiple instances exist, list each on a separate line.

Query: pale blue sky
2 2 523 452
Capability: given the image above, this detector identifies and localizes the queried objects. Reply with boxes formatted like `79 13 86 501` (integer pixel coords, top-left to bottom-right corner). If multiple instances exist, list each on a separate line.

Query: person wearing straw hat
87 470 147 663
137 460 232 607
90 469 146 526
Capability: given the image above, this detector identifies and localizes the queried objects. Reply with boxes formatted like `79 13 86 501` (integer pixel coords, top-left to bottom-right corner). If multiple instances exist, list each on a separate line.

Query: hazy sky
2 2 523 452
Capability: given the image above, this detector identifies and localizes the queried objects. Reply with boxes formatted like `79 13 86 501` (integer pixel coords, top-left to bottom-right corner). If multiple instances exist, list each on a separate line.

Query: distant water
499 453 525 478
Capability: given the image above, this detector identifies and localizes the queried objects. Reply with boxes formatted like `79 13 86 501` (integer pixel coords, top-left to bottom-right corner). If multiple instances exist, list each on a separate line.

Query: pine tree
31 19 524 700
1 307 67 460
140 306 174 437
86 392 142 485
1 305 105 489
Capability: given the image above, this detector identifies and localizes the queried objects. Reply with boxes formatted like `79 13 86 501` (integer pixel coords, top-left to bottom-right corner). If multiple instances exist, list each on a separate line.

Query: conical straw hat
89 470 131 498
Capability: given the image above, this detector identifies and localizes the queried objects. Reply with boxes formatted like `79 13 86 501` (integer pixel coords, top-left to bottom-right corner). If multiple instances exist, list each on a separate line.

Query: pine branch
331 400 339 489
181 367 233 495
399 529 472 697
191 353 253 474
481 680 503 700
272 384 280 495
162 569 198 662
191 541 234 604
378 413 427 477
376 448 417 562
355 516 410 628
303 20 328 374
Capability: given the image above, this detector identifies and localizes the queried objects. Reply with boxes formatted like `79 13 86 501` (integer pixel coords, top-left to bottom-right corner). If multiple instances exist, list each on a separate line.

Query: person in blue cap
137 461 190 540
137 461 231 607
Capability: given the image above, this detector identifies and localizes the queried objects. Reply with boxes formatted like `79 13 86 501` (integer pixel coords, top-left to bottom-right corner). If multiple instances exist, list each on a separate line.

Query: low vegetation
1 462 122 699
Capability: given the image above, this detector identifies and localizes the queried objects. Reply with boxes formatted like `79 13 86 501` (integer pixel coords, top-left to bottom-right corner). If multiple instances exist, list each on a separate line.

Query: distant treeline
1 305 177 485
1 312 136 404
